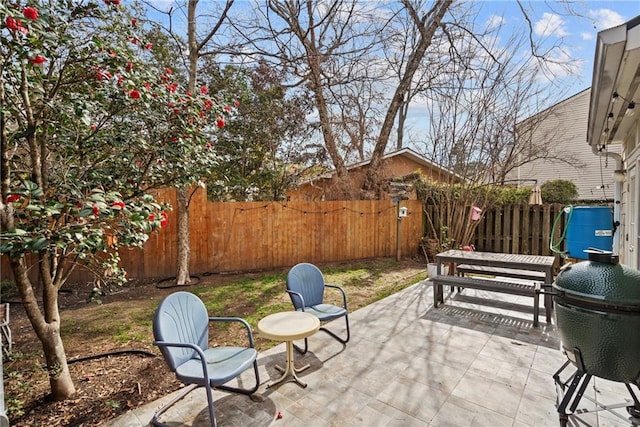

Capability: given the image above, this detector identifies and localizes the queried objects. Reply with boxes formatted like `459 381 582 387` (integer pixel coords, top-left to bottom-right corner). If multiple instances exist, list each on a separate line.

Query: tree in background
204 60 315 201
143 0 236 285
0 0 227 399
541 180 578 204
219 1 591 200
413 10 581 253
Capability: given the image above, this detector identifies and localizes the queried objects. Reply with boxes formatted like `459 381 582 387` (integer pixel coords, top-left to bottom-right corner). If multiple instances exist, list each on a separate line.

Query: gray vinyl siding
509 88 619 201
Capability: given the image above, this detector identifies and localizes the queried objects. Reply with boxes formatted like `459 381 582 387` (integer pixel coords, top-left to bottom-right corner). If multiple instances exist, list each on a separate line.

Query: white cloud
581 32 593 41
485 14 504 31
588 9 625 31
535 48 585 84
534 13 568 37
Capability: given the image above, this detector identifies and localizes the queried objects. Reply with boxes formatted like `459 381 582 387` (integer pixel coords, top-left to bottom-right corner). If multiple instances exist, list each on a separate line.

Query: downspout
592 145 622 255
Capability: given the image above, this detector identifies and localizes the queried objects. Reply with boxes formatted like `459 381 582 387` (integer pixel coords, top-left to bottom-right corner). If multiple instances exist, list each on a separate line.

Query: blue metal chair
152 291 260 427
286 263 350 354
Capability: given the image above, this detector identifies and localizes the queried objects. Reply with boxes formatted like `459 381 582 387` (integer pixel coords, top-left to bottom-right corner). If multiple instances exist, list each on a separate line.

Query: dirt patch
4 258 427 426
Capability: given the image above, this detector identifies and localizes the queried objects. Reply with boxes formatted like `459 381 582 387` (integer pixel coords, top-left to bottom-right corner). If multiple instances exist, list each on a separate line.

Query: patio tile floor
104 279 638 427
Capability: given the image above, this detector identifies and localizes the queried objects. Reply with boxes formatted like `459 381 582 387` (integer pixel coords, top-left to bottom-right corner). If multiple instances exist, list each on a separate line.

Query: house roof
587 15 640 148
308 147 460 182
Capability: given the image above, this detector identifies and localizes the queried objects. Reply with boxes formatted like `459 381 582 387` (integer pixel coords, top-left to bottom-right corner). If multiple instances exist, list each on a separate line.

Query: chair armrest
209 317 256 348
286 290 306 311
154 341 210 377
325 284 348 310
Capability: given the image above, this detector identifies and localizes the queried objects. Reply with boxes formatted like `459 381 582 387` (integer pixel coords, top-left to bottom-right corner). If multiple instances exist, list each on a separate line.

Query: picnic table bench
456 264 547 281
432 250 555 327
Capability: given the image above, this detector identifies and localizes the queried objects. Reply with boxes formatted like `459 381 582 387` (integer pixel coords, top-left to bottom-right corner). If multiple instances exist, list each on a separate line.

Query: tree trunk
362 0 453 196
11 257 76 400
397 96 408 150
175 186 191 285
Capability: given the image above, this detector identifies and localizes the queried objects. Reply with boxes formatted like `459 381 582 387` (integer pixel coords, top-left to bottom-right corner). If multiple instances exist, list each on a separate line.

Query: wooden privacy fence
1 188 423 283
425 203 567 258
473 203 566 256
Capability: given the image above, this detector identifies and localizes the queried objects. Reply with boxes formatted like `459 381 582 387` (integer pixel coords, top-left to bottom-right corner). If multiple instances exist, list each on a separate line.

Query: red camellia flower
223 105 232 112
144 42 152 49
30 55 47 64
234 100 240 107
216 117 225 128
111 200 125 209
5 16 19 31
148 213 156 221
5 16 27 33
200 86 208 95
160 212 169 227
104 0 121 5
92 204 100 216
131 18 137 26
23 7 38 20
129 89 141 99
6 194 20 203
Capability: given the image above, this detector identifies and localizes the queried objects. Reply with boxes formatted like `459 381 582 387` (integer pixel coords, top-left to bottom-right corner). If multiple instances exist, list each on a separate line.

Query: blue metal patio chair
286 263 350 354
152 291 260 427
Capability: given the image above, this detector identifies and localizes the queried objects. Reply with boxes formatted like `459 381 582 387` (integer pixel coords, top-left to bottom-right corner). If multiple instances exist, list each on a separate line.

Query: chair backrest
153 291 209 371
286 263 325 309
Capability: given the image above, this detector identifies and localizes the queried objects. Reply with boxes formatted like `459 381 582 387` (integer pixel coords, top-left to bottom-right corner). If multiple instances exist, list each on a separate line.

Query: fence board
2 197 572 284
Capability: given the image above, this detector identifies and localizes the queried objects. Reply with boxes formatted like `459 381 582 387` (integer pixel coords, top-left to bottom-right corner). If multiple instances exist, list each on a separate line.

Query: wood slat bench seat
456 264 547 281
432 275 542 326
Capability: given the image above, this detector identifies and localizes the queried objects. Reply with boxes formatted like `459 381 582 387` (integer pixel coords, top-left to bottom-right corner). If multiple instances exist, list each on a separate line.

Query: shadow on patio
105 280 638 427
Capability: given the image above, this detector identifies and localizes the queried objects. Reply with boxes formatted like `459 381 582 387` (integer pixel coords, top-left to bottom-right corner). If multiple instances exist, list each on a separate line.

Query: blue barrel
565 206 613 260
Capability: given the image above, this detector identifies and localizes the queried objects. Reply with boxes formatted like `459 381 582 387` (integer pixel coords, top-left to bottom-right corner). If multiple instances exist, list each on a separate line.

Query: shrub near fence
1 188 423 283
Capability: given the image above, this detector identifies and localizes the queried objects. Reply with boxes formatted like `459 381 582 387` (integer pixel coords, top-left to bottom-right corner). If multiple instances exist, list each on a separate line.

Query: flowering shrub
1 0 233 282
0 0 234 400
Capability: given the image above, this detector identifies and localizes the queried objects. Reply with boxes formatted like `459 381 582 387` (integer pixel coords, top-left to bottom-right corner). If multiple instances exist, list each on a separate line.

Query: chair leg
152 361 259 427
321 313 350 345
204 383 218 427
295 314 350 355
293 338 308 355
216 360 261 395
152 383 202 427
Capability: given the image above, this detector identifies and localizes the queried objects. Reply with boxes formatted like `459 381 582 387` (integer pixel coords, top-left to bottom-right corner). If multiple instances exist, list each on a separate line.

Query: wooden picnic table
432 250 556 326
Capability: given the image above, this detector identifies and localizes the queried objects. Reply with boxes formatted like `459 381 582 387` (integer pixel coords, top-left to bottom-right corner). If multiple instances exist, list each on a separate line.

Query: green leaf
30 237 48 251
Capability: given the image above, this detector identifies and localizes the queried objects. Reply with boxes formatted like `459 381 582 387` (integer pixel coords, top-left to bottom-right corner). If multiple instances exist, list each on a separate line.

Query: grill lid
554 250 640 309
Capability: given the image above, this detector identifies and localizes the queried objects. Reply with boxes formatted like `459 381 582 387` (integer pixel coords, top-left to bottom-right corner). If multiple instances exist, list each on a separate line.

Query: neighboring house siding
287 148 457 201
509 88 619 201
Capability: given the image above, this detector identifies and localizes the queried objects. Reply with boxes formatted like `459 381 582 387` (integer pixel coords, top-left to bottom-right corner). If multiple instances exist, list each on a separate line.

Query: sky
473 0 640 93
399 0 640 140
142 0 640 142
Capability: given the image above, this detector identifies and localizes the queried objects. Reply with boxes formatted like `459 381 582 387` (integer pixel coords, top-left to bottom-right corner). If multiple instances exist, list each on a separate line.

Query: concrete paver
103 279 638 427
